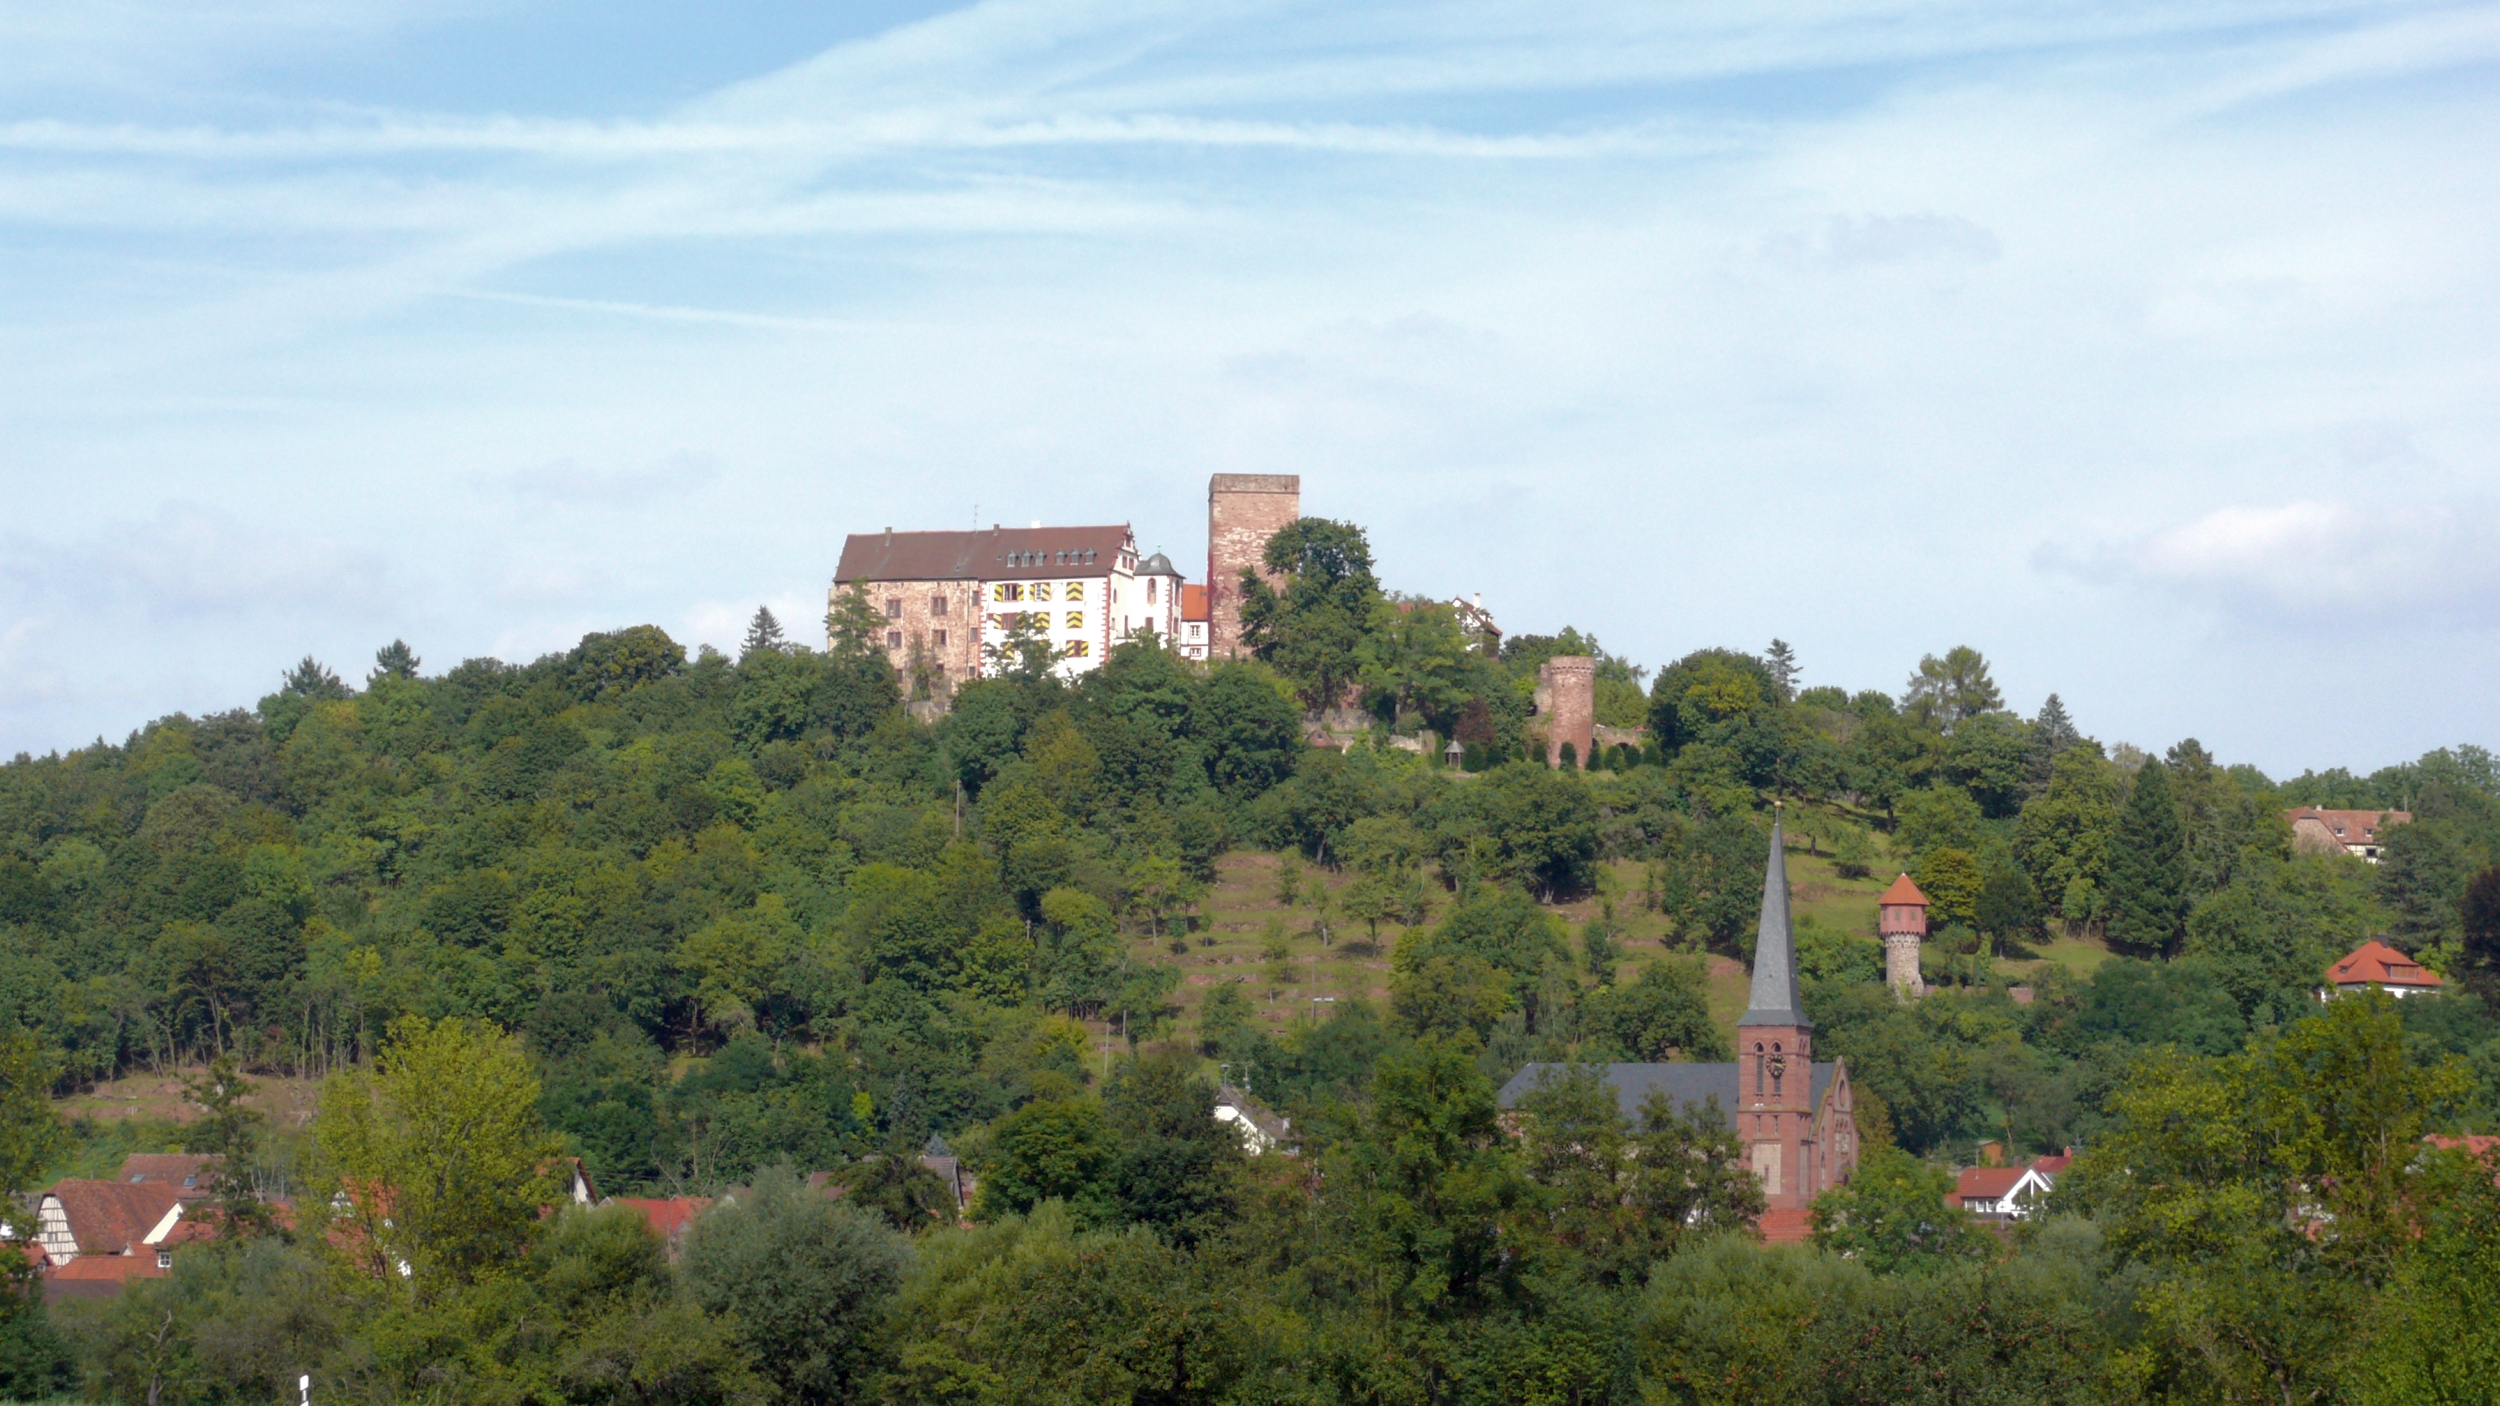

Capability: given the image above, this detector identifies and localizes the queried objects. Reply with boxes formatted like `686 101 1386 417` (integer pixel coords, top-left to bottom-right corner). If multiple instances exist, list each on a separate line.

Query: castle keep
1205 474 1301 660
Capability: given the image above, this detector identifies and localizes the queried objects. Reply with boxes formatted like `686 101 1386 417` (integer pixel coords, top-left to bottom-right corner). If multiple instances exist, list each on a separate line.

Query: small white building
1178 583 1210 662
1213 1085 1291 1155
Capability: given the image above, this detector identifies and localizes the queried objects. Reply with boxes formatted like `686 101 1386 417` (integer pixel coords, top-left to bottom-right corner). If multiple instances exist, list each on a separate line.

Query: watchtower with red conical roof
1878 873 1928 997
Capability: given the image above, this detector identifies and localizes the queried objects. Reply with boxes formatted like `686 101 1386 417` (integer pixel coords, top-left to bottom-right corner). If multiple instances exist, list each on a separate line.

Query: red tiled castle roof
1879 873 1929 906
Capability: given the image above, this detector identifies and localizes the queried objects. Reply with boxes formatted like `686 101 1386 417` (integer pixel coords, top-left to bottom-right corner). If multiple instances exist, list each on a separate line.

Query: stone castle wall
1206 474 1300 660
838 579 984 699
1536 656 1596 768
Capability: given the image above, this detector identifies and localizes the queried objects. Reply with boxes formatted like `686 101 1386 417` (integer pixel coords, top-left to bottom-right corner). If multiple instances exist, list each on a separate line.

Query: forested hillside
4 517 2500 1404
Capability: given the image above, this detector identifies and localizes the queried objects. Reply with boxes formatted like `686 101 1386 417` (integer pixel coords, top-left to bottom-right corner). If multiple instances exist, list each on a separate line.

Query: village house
2285 807 2411 862
1214 1086 1293 1156
33 1178 186 1263
2323 939 2443 999
1501 814 1859 1242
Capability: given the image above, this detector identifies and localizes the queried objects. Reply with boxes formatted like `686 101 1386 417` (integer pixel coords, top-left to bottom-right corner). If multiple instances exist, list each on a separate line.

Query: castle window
1065 640 1091 658
1031 582 1053 602
993 583 1023 602
931 595 948 616
886 630 902 650
934 630 948 648
1065 612 1083 630
885 598 901 619
1065 581 1084 601
1146 578 1157 604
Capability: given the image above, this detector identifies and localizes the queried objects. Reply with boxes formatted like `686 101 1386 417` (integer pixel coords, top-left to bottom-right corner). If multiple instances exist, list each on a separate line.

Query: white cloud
2050 499 2500 628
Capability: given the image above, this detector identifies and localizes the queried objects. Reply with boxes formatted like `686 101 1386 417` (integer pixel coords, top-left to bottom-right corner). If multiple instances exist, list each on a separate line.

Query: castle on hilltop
830 475 1600 749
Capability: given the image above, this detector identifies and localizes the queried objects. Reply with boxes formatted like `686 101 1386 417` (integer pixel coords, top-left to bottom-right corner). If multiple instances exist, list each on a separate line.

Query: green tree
1513 1065 1761 1287
1587 957 1729 1060
2014 745 2125 928
741 605 787 660
681 1164 909 1405
1238 518 1384 713
1913 847 1983 932
973 1097 1119 1227
316 1014 566 1291
2065 995 2471 1404
1808 1147 1993 1275
182 1052 273 1237
369 638 421 683
2106 758 2190 954
0 1031 70 1400
1903 646 2002 731
1104 1052 1240 1244
2349 1142 2500 1406
824 582 887 658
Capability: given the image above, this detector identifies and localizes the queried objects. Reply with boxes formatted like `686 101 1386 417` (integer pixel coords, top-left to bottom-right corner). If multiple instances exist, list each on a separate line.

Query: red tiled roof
1955 1166 2027 1201
1878 873 1930 906
2425 1134 2499 1157
117 1154 222 1199
1759 1207 1814 1243
47 1180 182 1256
1180 583 1208 623
2031 1152 2073 1178
836 526 1133 584
609 1197 712 1240
2285 808 2412 845
47 1255 165 1283
2328 940 2442 989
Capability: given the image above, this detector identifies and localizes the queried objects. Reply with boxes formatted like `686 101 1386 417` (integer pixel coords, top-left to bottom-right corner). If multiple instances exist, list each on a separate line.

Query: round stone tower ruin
1534 656 1596 768
1878 873 1929 998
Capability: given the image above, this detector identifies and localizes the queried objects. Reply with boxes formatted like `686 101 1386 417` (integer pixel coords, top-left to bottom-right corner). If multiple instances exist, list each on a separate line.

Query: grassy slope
1135 825 1923 1057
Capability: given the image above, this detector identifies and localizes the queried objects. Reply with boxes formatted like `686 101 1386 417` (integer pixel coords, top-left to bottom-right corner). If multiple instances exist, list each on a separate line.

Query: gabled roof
606 1197 712 1241
2031 1150 2074 1178
2285 808 2412 843
1497 1062 1837 1129
1878 873 1929 906
1740 816 1809 1029
1180 583 1208 622
1954 1166 2029 1200
44 1179 184 1255
118 1154 222 1199
835 526 1133 584
2328 940 2442 989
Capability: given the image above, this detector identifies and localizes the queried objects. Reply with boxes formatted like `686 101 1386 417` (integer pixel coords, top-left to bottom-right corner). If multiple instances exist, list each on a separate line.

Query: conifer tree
370 639 420 684
282 655 349 699
741 605 787 660
1765 638 1798 700
2105 757 2190 953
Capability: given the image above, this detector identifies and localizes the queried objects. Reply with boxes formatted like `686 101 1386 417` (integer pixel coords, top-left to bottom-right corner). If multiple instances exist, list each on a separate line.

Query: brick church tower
1205 474 1300 659
1738 812 1817 1211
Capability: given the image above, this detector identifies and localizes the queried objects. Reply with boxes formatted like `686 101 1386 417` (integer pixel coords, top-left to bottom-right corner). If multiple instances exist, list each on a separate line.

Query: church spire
1740 809 1812 1029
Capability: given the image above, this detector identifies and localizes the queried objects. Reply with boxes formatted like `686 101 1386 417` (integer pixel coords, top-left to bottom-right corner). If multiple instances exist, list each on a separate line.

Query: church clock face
1766 1052 1788 1081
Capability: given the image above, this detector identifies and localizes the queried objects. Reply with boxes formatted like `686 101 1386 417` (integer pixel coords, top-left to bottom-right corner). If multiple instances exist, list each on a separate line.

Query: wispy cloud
2043 499 2500 629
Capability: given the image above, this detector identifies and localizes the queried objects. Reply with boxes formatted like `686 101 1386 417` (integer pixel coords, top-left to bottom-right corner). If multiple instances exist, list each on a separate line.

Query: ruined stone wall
1537 656 1596 768
1205 474 1300 660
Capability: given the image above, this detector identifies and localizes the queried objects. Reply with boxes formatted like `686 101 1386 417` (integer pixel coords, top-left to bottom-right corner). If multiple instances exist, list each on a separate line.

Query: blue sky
2 0 2494 776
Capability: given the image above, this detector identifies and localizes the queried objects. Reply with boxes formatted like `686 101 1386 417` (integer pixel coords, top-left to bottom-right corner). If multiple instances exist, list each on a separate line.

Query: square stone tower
1205 474 1300 659
1535 656 1596 768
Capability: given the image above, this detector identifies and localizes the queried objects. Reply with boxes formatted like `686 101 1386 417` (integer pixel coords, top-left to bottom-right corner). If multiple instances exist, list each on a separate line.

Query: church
1499 813 1861 1235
